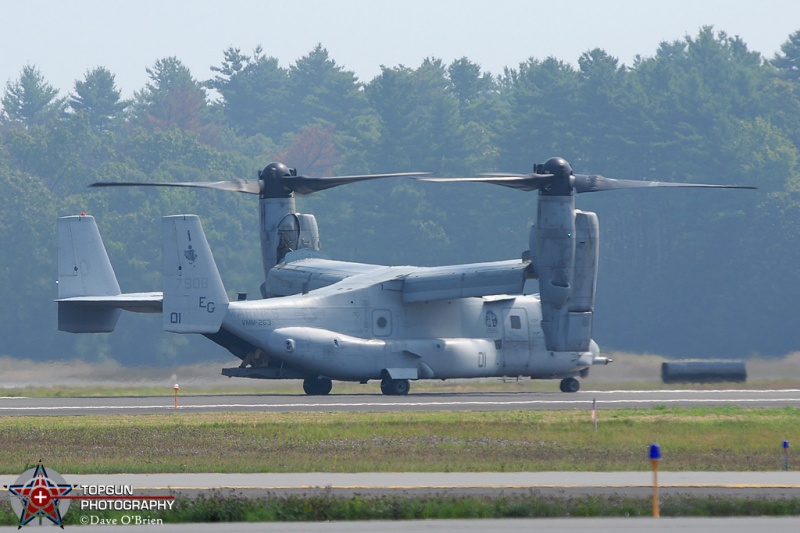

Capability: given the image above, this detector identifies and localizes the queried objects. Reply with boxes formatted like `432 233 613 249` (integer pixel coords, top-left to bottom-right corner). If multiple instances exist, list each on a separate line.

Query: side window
510 315 522 330
372 309 392 337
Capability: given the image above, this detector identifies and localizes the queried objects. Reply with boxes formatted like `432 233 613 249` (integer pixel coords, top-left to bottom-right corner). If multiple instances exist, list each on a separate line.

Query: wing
402 260 534 303
265 258 389 297
271 258 535 302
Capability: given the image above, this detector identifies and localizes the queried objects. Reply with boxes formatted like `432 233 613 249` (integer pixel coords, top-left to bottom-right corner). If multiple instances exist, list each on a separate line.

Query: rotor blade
89 179 262 194
284 172 431 195
572 174 758 193
417 173 554 192
478 172 536 178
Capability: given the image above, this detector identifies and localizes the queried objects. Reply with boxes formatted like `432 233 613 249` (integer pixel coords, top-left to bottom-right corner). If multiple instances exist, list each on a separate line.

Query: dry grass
1 406 798 474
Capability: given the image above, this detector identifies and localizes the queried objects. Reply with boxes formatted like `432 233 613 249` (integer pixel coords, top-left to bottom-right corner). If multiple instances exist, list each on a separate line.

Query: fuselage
222 266 595 382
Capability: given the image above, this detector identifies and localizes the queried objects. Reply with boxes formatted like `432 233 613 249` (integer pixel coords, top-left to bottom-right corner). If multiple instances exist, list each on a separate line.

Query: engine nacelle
276 213 322 264
530 198 599 352
570 210 599 313
533 195 576 310
296 214 321 253
260 203 323 297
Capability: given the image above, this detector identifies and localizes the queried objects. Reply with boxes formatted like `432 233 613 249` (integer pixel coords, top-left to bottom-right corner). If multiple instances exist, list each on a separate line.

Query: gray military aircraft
57 158 754 395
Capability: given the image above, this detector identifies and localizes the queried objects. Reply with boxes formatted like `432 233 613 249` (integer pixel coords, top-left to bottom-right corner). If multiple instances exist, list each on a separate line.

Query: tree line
2 27 800 365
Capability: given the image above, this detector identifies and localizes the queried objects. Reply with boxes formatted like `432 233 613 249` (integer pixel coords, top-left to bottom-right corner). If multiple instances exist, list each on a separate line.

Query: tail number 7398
178 277 209 289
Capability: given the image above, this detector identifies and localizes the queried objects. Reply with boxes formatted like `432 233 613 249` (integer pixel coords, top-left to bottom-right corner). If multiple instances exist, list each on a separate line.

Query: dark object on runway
661 360 747 384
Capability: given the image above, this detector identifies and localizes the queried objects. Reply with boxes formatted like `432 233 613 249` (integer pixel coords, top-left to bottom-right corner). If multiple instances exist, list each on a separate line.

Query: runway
1 472 799 532
0 389 798 416
3 518 800 533
2 471 796 491
2 471 799 502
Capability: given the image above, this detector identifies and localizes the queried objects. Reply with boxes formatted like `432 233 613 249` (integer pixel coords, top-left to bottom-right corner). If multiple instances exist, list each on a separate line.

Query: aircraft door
502 308 531 375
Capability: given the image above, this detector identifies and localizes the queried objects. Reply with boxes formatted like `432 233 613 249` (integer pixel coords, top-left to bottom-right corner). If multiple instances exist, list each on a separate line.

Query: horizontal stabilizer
55 293 163 313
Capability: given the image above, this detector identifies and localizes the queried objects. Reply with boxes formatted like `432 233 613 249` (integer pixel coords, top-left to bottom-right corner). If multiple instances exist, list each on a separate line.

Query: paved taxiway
2 518 800 532
215 518 800 532
1 473 799 531
1 471 797 493
3 471 800 503
0 388 798 416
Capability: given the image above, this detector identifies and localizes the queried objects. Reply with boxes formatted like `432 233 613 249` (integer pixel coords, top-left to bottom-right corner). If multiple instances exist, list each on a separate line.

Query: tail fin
57 215 122 332
162 215 229 333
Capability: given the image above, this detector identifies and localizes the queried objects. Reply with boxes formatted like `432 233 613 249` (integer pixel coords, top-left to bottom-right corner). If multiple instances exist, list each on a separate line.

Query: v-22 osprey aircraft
56 157 754 395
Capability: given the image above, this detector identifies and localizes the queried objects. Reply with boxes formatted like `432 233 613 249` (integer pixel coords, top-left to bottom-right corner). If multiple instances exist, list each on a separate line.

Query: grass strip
1 406 799 473
4 491 800 524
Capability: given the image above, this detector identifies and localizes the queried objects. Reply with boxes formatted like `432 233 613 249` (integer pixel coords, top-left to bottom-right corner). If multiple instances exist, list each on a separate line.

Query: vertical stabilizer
162 215 229 333
57 215 122 332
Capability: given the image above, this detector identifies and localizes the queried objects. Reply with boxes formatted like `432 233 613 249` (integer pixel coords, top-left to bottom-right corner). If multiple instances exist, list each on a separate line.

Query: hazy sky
2 0 799 99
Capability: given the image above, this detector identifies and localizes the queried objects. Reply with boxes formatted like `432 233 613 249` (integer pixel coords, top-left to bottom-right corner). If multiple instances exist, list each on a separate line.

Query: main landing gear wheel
380 378 410 396
303 378 332 395
559 377 580 393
